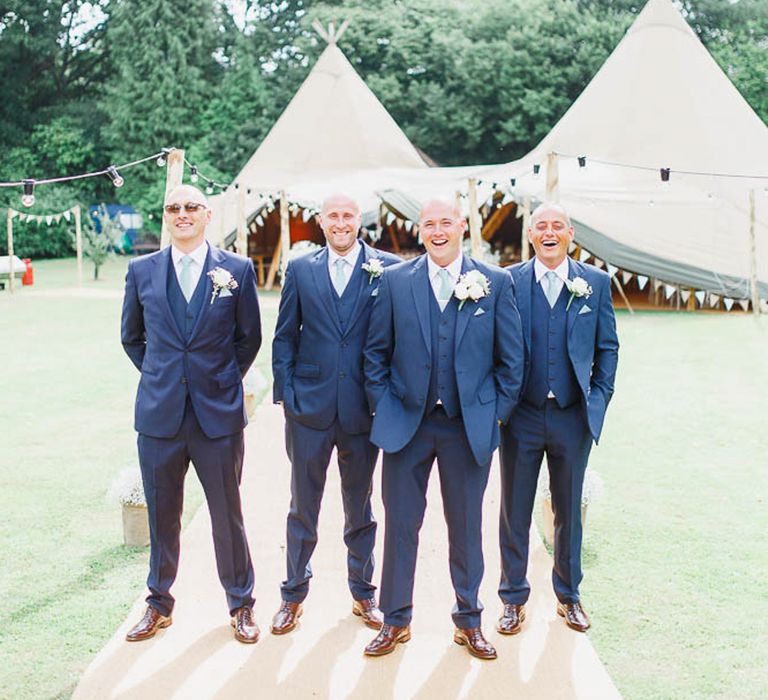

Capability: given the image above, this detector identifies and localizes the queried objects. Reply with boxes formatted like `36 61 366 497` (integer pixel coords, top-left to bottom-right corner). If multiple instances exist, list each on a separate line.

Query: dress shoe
125 605 172 642
453 627 497 660
497 603 526 635
270 600 303 635
557 601 591 632
231 606 260 643
364 624 411 656
352 597 384 630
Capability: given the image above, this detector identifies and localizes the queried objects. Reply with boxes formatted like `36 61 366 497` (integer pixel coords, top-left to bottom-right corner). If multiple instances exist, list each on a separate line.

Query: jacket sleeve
120 261 146 371
590 273 619 407
234 259 262 376
493 271 525 424
363 268 395 413
271 260 300 403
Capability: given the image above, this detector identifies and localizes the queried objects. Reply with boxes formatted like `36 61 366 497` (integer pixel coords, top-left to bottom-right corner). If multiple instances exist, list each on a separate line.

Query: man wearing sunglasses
121 184 262 644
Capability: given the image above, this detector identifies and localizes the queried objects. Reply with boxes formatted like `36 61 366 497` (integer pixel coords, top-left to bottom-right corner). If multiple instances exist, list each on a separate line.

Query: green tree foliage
79 204 125 279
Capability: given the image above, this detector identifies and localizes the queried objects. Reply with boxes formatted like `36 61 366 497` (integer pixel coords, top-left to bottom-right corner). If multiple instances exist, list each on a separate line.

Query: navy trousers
499 400 593 605
281 415 379 603
137 399 255 616
380 408 492 629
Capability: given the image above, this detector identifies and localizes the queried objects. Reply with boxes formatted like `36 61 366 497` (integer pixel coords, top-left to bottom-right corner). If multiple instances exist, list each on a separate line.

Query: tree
79 204 125 280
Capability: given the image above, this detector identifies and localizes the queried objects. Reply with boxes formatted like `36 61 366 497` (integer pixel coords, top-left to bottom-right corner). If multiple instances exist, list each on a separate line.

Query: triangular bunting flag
46 215 53 225
579 248 591 262
404 221 413 233
385 212 395 226
18 213 26 223
709 294 720 307
695 290 706 306
63 210 71 221
607 264 618 278
737 299 750 311
723 297 734 311
593 259 605 269
621 270 633 285
301 209 310 222
680 290 690 303
664 284 676 300
637 275 649 291
568 242 577 254
36 216 43 225
54 214 62 223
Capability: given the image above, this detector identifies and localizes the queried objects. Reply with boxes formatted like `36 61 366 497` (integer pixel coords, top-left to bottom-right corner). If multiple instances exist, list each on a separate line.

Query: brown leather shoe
270 600 303 635
557 601 591 632
125 605 172 642
497 603 526 635
364 623 411 656
453 627 497 660
231 606 260 644
352 597 384 630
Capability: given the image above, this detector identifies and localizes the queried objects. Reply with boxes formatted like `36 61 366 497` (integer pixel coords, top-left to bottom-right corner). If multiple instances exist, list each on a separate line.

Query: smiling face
319 194 361 255
419 199 466 268
528 203 574 269
163 185 211 251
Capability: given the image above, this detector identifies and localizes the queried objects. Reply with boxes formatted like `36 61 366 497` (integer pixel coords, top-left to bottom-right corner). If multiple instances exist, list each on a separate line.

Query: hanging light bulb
156 148 172 167
106 166 124 187
190 165 199 183
578 156 587 168
660 167 671 182
21 179 35 207
533 164 541 175
509 177 516 188
206 184 214 195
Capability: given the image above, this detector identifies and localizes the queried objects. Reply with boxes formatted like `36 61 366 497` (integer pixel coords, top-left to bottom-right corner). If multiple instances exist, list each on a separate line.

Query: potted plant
537 465 604 547
108 468 150 547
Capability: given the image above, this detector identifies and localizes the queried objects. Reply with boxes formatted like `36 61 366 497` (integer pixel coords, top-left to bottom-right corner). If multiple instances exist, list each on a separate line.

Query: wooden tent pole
264 233 282 291
6 209 14 295
279 191 290 280
611 276 634 314
545 152 559 202
236 186 247 256
160 149 185 249
74 205 83 286
749 189 760 315
521 196 531 262
467 178 481 259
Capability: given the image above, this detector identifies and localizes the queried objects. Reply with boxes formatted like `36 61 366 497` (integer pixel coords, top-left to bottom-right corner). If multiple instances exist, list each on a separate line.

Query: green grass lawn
1 260 766 699
0 257 278 699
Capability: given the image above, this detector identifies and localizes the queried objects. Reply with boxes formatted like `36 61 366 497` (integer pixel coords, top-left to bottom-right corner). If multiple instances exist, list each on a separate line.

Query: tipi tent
483 0 768 302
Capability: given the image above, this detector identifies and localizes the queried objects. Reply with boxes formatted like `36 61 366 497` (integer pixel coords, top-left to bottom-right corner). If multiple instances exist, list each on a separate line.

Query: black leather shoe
557 601 591 632
125 605 172 642
271 600 303 635
497 603 526 635
364 624 411 656
231 606 260 643
453 627 497 660
352 597 384 630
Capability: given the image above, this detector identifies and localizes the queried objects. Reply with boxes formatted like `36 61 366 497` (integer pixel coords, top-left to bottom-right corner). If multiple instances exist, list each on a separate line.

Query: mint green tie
333 258 348 296
179 255 193 302
545 270 559 308
437 268 453 310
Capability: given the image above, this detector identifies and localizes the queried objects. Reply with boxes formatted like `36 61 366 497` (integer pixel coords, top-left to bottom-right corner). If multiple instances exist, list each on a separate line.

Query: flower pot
244 392 257 419
122 503 150 547
541 497 588 547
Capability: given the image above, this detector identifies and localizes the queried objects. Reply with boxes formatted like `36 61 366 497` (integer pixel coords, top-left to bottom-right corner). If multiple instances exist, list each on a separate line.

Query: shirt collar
171 241 208 267
327 240 362 268
427 252 463 281
534 256 570 283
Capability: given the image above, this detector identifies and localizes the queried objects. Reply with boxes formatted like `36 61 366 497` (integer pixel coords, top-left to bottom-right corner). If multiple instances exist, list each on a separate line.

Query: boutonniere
565 276 592 310
207 266 238 304
454 269 490 310
362 258 384 284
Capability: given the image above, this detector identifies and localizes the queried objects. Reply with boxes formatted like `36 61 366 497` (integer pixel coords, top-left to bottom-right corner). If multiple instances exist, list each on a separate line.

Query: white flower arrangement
107 468 147 507
454 269 490 310
538 466 604 507
565 276 593 311
362 258 385 284
207 266 238 304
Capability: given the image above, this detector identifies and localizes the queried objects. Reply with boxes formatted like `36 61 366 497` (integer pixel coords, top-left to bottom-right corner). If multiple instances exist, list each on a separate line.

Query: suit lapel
516 260 534 352
342 242 371 336
453 256 474 353
566 257 587 338
152 247 184 343
311 247 343 335
187 244 216 342
410 255 432 357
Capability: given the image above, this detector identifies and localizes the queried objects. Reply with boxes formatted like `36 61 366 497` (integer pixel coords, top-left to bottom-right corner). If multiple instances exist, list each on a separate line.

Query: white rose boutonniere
362 258 384 284
207 266 238 304
454 269 490 310
565 276 593 310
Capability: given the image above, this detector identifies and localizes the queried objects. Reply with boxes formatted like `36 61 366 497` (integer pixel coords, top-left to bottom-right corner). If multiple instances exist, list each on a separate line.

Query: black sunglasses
164 202 207 214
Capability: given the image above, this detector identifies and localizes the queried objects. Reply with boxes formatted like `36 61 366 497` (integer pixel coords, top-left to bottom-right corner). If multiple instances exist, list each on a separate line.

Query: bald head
530 201 571 228
321 193 360 216
319 193 361 256
164 184 209 208
420 199 462 222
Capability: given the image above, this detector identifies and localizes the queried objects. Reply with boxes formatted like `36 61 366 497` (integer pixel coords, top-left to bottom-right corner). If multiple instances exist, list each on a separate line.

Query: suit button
342 342 348 347
181 378 187 384
339 372 346 378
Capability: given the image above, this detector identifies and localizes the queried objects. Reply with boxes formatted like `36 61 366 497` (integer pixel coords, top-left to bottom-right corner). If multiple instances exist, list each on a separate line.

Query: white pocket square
219 288 233 298
474 307 485 316
371 288 379 297
578 304 591 315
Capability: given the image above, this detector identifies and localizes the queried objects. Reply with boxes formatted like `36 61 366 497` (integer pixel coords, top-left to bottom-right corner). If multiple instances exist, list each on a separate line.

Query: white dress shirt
534 256 570 300
327 241 362 295
171 241 208 301
427 252 463 307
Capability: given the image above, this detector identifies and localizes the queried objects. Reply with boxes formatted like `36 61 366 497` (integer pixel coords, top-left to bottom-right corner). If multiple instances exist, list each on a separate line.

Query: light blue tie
179 255 193 302
437 268 453 311
545 270 559 308
333 258 348 296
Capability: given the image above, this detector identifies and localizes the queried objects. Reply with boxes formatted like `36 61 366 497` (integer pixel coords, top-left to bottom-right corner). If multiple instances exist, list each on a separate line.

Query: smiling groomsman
497 202 619 636
363 199 524 659
271 194 400 634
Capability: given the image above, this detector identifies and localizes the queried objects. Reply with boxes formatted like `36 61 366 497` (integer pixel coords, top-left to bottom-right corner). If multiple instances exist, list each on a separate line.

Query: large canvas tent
480 0 768 301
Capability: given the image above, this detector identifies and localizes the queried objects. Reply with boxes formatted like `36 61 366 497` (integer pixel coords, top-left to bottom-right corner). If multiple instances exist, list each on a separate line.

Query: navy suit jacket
272 242 401 434
364 254 525 465
510 257 619 442
121 244 261 440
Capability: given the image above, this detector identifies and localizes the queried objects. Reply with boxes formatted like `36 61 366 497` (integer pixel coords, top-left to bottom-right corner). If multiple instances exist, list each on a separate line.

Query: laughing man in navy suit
121 185 262 644
497 202 619 636
363 199 524 659
271 194 400 634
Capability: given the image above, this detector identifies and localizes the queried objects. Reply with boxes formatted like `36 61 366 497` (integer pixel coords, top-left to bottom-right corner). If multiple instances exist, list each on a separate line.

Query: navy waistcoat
167 257 207 342
332 252 364 333
426 291 460 418
522 274 581 408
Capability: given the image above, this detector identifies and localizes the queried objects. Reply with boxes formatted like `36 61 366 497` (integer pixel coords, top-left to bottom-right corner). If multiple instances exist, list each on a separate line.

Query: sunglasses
164 202 207 214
